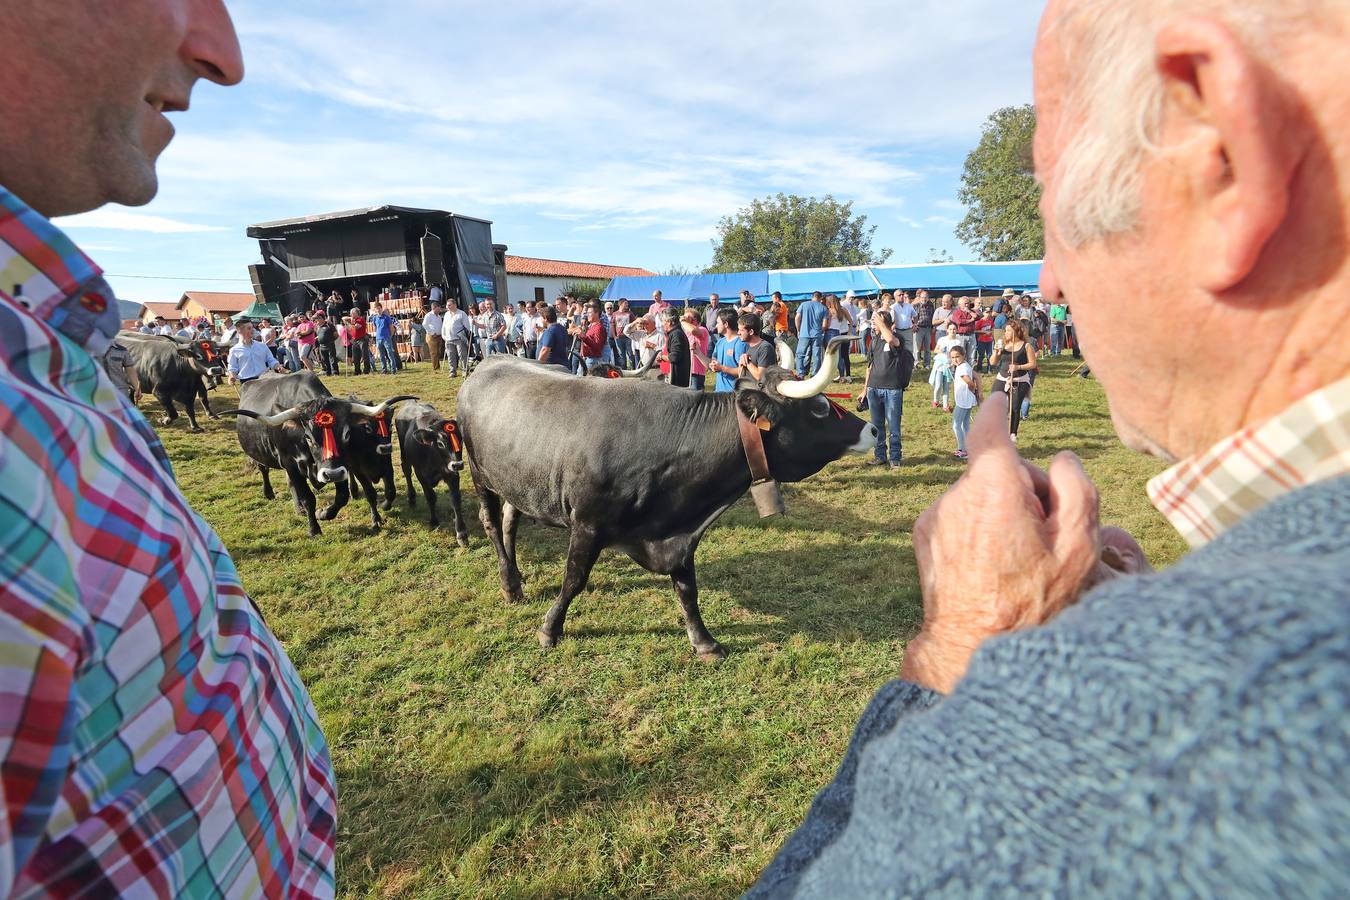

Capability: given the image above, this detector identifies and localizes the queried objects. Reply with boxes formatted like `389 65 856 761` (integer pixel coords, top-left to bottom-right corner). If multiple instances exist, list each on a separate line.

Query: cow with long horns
220 371 410 536
117 330 224 432
457 335 875 659
394 401 470 544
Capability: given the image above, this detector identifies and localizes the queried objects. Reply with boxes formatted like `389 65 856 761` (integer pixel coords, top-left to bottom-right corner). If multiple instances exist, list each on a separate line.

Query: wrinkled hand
901 393 1149 694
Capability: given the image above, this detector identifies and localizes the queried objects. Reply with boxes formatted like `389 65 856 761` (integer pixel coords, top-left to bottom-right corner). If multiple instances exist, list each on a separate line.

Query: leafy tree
708 193 892 272
659 264 701 276
563 279 610 300
927 247 954 263
955 104 1044 261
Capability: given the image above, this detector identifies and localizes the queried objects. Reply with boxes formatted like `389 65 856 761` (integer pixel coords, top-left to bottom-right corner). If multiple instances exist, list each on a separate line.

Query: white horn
259 406 304 426
348 401 385 417
348 395 416 417
620 352 657 378
775 339 794 370
222 406 303 426
777 334 854 399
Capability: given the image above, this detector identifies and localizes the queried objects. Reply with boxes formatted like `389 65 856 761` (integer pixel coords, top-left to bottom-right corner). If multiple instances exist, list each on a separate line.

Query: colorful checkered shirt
0 187 336 897
1147 373 1350 547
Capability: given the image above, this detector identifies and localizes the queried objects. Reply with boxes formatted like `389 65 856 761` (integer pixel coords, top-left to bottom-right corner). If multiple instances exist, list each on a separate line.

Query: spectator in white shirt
226 320 286 383
441 299 474 377
518 302 538 358
422 302 444 371
890 291 916 340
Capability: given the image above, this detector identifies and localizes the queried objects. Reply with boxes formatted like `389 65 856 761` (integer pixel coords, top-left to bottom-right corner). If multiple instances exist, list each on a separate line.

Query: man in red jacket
574 301 608 372
349 308 371 374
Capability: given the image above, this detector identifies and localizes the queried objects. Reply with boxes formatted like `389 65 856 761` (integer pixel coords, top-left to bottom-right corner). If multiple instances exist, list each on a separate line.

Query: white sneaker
1011 433 1018 443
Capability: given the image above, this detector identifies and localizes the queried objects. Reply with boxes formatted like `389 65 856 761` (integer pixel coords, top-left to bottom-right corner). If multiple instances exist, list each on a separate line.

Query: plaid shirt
1147 374 1350 547
0 187 336 897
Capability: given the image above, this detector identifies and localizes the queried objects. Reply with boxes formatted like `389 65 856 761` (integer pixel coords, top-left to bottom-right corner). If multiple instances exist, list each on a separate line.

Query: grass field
157 352 1187 898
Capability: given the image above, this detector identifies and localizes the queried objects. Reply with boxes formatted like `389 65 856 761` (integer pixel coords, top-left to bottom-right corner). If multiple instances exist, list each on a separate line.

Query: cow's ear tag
756 418 772 432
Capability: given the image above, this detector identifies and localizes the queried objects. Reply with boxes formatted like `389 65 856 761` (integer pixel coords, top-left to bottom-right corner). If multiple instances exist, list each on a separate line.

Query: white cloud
55 208 225 234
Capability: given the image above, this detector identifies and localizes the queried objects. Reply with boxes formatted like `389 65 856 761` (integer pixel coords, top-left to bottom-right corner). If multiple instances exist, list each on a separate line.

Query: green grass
159 353 1186 898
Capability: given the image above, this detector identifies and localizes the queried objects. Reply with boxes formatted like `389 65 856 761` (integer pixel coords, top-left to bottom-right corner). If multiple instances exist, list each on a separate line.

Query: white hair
1047 0 1326 247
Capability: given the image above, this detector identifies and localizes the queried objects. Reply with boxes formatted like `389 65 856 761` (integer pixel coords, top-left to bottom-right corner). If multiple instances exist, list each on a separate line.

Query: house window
534 287 546 304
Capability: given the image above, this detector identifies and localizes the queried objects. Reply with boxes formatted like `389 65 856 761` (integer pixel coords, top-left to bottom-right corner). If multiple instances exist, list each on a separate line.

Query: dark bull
220 371 411 536
394 401 470 545
458 335 876 659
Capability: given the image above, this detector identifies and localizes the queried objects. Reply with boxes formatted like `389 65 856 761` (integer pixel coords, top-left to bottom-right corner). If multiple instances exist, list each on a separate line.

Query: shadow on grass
337 741 753 896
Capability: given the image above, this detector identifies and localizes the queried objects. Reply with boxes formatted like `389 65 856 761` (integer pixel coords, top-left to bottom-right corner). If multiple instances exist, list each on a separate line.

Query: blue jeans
867 387 903 462
932 368 952 406
615 336 633 368
953 404 973 453
1051 323 1066 355
795 335 824 378
377 337 398 373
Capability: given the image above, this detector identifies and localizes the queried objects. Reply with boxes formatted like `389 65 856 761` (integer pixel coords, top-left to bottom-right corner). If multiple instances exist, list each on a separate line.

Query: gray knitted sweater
748 475 1350 897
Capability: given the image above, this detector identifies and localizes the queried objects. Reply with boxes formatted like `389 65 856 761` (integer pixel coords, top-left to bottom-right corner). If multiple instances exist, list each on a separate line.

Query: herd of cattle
118 329 875 657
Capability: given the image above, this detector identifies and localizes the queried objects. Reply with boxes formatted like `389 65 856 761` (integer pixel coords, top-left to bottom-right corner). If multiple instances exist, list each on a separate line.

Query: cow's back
459 356 741 531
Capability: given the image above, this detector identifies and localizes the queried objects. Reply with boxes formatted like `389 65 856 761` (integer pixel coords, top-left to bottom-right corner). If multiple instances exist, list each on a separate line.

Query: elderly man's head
1035 0 1347 460
0 1 244 217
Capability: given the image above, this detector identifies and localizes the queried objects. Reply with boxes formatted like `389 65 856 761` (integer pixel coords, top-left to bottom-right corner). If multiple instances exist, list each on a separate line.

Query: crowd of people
195 284 1073 467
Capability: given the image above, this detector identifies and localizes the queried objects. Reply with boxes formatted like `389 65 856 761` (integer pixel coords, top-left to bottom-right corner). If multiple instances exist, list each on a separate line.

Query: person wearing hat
995 286 1017 315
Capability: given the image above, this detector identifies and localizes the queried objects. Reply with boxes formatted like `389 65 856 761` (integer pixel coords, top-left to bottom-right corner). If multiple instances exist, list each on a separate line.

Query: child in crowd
950 345 981 459
929 323 961 411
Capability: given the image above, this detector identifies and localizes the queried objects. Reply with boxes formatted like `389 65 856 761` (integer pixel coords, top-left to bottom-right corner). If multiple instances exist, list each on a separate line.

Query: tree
927 247 954 263
708 194 892 272
955 104 1044 261
563 279 610 300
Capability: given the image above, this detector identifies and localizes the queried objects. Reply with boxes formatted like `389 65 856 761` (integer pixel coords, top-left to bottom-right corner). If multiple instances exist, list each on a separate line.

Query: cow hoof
207 414 219 420
695 643 727 663
308 527 322 538
189 426 204 434
537 628 561 649
158 417 172 426
317 507 337 521
456 533 469 548
381 500 394 512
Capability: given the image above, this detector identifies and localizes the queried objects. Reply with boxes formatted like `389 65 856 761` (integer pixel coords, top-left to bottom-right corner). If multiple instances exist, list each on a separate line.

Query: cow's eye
809 397 830 418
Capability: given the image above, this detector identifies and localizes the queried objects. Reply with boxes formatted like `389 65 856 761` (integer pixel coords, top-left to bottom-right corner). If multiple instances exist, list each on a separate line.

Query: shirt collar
0 186 120 353
1147 373 1350 547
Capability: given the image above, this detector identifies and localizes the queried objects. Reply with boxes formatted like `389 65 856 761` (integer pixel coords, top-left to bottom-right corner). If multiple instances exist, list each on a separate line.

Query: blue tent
603 271 769 304
767 267 879 301
870 262 1042 292
599 261 1042 305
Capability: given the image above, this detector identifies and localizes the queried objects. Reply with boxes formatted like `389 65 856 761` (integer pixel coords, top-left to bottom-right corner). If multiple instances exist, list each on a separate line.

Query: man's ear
1154 16 1303 292
735 384 783 428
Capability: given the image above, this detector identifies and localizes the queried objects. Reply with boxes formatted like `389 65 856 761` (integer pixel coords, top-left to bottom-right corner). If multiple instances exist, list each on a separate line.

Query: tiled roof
141 302 183 320
178 291 255 313
504 255 655 279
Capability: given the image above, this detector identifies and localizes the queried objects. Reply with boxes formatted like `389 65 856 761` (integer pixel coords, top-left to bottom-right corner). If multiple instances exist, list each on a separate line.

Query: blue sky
53 0 1039 304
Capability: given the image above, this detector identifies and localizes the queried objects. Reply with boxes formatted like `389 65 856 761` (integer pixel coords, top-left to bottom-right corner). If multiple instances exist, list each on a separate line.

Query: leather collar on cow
735 404 785 517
